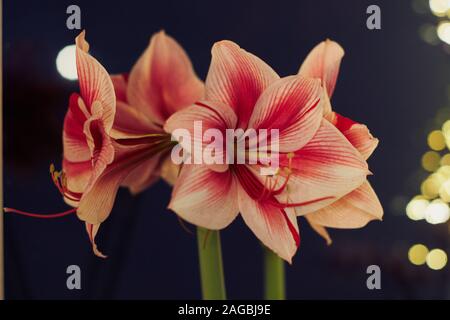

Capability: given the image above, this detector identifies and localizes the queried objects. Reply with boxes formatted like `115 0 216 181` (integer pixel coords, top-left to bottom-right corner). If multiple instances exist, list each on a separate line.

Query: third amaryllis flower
298 39 383 243
165 40 371 262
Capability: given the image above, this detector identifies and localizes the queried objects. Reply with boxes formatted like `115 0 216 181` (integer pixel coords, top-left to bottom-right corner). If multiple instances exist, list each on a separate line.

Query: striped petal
205 40 279 128
282 119 369 215
238 184 300 263
168 165 239 229
298 39 344 98
127 31 204 125
326 112 379 160
306 181 383 228
75 31 115 132
248 75 323 152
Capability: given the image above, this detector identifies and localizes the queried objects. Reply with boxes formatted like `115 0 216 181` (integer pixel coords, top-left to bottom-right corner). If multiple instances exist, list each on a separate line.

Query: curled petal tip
93 246 107 259
75 30 89 52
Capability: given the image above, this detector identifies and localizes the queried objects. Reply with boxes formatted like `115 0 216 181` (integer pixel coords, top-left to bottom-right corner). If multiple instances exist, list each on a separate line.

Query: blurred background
3 0 450 299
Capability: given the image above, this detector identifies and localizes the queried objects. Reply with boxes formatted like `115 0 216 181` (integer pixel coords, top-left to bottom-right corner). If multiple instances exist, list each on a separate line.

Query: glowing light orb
424 199 450 224
428 130 446 151
421 151 441 172
406 198 429 220
408 244 429 265
437 22 450 45
429 0 450 17
426 249 448 270
56 45 78 80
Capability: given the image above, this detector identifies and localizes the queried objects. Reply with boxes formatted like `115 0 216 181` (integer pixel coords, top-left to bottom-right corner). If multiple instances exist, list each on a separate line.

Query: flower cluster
8 31 383 263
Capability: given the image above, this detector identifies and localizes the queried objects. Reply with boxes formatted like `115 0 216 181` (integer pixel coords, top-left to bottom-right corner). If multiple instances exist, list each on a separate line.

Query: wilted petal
127 31 204 125
238 185 299 263
75 31 116 131
283 120 368 215
206 40 279 128
298 39 344 98
248 75 323 152
326 112 379 160
168 165 239 229
306 181 383 228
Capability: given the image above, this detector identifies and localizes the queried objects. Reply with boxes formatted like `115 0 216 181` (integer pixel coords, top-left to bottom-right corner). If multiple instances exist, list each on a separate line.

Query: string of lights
407 0 450 271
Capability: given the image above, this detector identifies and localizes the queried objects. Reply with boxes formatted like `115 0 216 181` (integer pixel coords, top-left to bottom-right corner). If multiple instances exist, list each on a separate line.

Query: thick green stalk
264 246 285 300
197 227 226 300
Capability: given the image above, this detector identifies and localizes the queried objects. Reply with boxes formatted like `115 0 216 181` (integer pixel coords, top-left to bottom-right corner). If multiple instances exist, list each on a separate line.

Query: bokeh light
406 197 429 220
437 21 450 44
56 45 78 80
424 199 450 223
429 0 450 17
440 153 450 165
419 24 440 44
408 244 429 265
426 249 448 270
427 130 446 150
421 151 441 172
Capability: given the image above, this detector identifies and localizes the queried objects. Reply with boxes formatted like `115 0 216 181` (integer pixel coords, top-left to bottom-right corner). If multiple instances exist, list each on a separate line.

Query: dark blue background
4 0 450 299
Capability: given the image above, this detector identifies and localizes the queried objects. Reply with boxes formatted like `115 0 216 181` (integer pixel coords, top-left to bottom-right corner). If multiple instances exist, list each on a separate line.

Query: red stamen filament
4 207 77 219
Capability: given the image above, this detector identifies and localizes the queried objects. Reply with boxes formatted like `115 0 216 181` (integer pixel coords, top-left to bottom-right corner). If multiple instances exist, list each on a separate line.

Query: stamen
4 207 77 218
49 163 81 202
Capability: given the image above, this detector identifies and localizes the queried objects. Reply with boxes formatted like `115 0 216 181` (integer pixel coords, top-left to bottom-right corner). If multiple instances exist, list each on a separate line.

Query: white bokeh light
56 45 78 80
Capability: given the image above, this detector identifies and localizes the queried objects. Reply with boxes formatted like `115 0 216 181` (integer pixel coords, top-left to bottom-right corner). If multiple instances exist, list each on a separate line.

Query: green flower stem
264 246 285 300
197 227 226 300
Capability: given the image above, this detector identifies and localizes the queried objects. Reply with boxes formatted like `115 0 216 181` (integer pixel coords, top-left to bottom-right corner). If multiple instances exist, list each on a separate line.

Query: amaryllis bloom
4 31 125 257
298 39 383 243
6 31 204 257
6 31 117 257
109 30 204 191
164 41 369 262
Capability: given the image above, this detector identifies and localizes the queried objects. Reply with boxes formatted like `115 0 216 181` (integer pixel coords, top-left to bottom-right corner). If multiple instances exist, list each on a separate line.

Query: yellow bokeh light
437 165 450 178
408 244 429 265
421 173 445 198
406 198 429 220
425 199 450 224
429 0 450 17
442 119 450 134
440 154 450 166
426 249 448 270
421 151 441 172
439 180 450 202
437 21 450 45
428 130 446 150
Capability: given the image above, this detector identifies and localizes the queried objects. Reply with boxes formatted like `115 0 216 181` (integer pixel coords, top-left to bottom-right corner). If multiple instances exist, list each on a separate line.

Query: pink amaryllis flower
6 31 204 257
297 39 383 244
6 31 118 257
109 30 204 191
164 41 370 262
69 30 204 255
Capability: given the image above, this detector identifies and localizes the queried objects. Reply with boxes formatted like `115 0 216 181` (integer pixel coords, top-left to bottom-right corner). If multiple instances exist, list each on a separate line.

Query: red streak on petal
281 209 300 248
